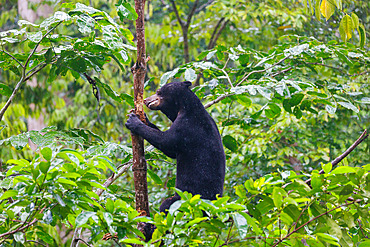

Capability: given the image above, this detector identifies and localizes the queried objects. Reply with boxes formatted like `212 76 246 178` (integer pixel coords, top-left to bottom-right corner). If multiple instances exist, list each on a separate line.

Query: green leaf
322 162 332 174
236 95 252 107
57 178 77 187
265 103 281 119
358 24 366 48
359 240 370 247
184 68 197 82
232 213 249 238
223 135 238 152
106 198 114 214
272 187 284 208
331 166 356 174
0 190 18 200
337 101 359 113
148 169 162 185
351 13 359 29
116 2 138 21
320 0 335 21
39 161 51 174
290 93 304 106
316 233 340 246
0 83 12 96
293 107 303 119
75 211 96 227
41 147 52 161
26 31 43 43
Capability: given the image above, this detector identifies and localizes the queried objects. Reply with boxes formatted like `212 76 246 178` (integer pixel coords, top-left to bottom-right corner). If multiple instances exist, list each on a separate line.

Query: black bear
125 81 225 214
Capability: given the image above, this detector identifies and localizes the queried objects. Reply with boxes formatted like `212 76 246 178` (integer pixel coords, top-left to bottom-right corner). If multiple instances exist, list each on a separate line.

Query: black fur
125 81 225 238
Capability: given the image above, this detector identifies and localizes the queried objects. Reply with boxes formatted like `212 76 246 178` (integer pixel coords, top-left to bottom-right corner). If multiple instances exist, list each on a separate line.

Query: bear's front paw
125 113 142 132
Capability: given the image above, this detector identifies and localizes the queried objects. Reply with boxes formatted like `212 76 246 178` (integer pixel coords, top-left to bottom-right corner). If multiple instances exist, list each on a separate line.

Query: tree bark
132 0 149 245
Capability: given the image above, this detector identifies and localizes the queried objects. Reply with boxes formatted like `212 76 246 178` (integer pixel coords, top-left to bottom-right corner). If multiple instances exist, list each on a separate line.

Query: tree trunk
132 0 149 245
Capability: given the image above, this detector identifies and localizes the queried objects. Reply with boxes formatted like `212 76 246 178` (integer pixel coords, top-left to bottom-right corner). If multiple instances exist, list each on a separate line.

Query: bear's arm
145 115 160 130
126 113 177 158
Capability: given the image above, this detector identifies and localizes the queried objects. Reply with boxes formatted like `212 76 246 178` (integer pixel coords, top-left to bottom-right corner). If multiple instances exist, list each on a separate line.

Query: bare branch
209 20 229 49
271 199 363 247
305 129 368 185
0 218 37 238
96 162 132 196
208 17 225 49
195 0 215 13
0 22 63 122
204 93 234 109
236 55 291 87
186 0 199 27
169 0 184 27
1 49 23 67
331 129 368 167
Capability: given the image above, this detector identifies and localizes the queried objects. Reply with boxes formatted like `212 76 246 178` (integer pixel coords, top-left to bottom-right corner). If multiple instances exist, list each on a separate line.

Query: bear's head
144 81 192 121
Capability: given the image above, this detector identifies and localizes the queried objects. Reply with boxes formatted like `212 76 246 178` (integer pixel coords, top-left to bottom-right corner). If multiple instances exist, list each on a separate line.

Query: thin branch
208 17 225 49
306 62 347 75
0 21 62 122
24 21 62 69
236 55 291 87
209 20 229 49
195 0 214 13
204 93 234 109
1 49 23 67
186 0 199 27
271 199 362 247
26 240 47 247
271 67 293 77
169 0 184 27
0 218 37 238
75 238 93 247
96 162 132 196
331 129 368 167
305 129 368 185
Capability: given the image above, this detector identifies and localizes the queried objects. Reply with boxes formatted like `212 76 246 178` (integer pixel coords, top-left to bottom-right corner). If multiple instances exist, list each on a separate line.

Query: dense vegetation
0 0 369 246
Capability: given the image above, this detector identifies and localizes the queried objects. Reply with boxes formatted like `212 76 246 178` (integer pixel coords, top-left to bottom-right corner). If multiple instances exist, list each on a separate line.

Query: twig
96 161 132 196
1 49 23 67
209 20 229 49
0 21 62 122
236 55 291 87
169 0 184 27
305 129 368 185
0 219 37 238
186 0 199 27
204 93 234 109
271 199 363 247
76 238 93 247
331 129 368 167
26 240 47 247
195 0 214 13
208 17 225 49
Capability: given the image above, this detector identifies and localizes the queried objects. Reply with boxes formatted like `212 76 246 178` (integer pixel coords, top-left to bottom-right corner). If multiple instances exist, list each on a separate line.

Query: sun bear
125 80 225 235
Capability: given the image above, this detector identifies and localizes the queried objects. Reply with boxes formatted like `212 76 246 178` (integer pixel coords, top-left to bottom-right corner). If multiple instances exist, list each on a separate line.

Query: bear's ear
183 81 192 88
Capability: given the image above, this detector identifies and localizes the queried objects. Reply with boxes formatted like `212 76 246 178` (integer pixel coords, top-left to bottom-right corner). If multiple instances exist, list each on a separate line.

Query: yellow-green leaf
339 15 353 42
315 0 321 21
351 13 359 29
334 0 342 10
320 0 335 21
